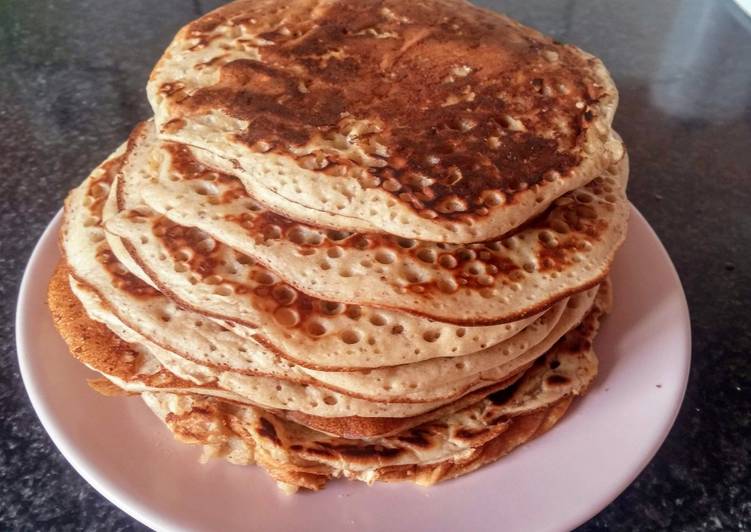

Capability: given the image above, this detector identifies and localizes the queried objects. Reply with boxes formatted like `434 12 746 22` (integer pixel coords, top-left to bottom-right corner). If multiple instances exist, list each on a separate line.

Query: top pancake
148 0 618 243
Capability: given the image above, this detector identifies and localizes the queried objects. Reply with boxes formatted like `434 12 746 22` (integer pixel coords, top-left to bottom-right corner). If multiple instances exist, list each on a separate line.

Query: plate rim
15 211 177 532
15 205 691 532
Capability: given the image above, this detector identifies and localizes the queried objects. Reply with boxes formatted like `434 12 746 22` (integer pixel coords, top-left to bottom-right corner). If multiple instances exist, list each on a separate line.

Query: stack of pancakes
49 0 629 492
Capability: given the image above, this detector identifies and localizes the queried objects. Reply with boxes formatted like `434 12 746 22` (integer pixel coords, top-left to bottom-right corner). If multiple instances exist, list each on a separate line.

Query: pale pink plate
16 206 690 532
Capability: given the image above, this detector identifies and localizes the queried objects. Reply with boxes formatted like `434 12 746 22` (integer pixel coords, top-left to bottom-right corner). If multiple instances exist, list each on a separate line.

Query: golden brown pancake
148 0 620 243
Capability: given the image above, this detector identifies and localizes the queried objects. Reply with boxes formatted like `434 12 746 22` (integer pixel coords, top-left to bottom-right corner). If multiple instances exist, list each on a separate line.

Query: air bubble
403 268 424 284
213 285 233 296
289 227 323 246
195 238 216 254
320 301 344 315
254 271 277 285
353 236 370 250
327 246 343 258
375 250 395 264
272 285 297 305
477 274 494 286
437 197 467 213
539 230 558 248
327 230 351 241
480 287 496 298
369 313 388 326
416 248 436 263
550 220 570 234
341 329 362 345
480 190 504 207
306 320 327 337
438 277 459 293
193 182 218 196
264 225 282 240
439 255 458 269
274 307 300 328
422 330 441 343
456 248 476 262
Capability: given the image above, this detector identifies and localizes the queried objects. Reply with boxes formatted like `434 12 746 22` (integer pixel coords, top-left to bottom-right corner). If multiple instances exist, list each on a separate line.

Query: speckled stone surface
1 1 749 530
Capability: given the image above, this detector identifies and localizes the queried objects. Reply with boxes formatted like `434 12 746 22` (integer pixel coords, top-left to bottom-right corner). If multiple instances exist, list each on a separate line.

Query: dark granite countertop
1 1 749 530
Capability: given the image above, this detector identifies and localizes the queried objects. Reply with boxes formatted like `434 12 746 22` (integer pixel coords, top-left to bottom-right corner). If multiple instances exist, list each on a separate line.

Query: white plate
16 205 690 532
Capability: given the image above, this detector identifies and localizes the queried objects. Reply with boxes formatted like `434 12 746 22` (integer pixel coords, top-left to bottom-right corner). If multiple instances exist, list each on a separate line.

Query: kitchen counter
1 0 749 529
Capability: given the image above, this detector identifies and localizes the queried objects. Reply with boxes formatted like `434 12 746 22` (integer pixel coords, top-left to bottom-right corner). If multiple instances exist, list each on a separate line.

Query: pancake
144 390 572 491
71 257 572 394
147 0 619 243
68 245 599 403
72 261 597 406
48 259 607 437
109 122 629 327
140 294 604 490
54 262 527 418
49 260 599 434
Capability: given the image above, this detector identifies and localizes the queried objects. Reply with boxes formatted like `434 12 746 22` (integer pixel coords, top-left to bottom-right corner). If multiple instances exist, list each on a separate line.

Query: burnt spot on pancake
330 443 403 459
301 445 336 459
396 427 434 447
453 427 490 440
94 248 160 298
487 378 522 406
84 154 122 220
545 374 571 387
257 416 282 445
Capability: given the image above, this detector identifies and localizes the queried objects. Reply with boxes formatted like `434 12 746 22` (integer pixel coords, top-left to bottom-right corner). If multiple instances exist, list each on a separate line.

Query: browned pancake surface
162 0 614 224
